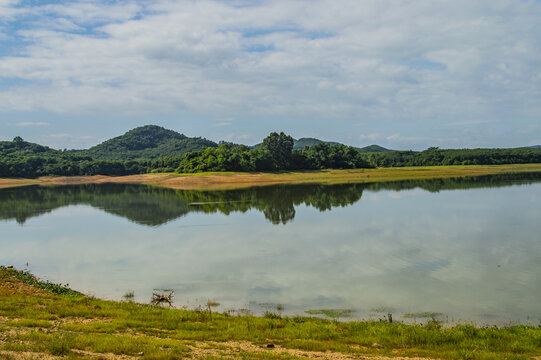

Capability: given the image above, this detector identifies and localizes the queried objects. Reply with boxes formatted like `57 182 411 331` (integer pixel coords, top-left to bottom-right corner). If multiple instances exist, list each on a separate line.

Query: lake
1 173 540 325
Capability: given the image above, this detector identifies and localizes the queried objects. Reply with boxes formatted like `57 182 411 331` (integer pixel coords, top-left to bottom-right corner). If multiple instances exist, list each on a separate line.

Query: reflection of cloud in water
0 175 540 324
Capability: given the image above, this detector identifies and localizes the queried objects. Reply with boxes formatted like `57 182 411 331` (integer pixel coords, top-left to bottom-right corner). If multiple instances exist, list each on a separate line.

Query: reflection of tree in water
0 184 191 226
0 183 365 226
1 172 541 226
364 172 541 193
181 184 366 224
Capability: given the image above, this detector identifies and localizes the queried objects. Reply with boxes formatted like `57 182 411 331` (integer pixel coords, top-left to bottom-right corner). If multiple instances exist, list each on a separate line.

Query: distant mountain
291 137 389 152
293 137 341 149
83 125 218 160
0 136 60 157
2 126 389 164
358 144 389 153
529 145 541 149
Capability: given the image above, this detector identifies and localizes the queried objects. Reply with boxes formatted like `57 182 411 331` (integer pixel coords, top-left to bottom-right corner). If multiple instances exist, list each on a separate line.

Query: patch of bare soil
35 173 291 190
72 349 138 359
0 179 40 189
0 272 50 297
188 340 438 360
0 350 137 359
0 351 60 360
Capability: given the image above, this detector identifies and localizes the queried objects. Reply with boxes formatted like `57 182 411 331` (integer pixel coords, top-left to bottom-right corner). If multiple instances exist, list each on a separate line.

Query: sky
0 0 540 150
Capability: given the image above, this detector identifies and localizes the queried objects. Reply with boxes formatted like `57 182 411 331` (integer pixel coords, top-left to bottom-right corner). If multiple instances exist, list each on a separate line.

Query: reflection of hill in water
0 184 191 226
1 172 541 226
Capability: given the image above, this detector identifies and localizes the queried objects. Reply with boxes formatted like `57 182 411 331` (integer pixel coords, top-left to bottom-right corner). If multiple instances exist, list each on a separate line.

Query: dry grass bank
2 164 541 190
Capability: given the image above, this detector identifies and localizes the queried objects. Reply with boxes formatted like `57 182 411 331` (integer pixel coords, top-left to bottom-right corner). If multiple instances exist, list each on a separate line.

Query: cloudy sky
0 0 540 150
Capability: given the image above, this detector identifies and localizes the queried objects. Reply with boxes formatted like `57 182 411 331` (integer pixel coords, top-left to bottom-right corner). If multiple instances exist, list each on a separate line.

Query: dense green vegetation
178 132 373 172
0 136 147 177
2 125 541 178
0 266 80 296
1 267 540 360
365 147 541 167
259 137 389 152
293 137 340 149
82 125 218 160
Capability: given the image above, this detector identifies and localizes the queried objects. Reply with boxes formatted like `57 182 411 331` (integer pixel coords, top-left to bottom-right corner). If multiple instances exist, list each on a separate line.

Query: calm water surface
1 174 540 324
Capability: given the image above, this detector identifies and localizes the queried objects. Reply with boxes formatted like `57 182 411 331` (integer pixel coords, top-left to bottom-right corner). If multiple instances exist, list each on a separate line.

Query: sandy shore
2 164 541 190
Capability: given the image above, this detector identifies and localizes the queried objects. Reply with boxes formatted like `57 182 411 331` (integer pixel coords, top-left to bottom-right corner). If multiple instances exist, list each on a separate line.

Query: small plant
305 309 355 322
48 333 74 356
122 290 135 302
206 299 220 320
236 308 252 316
403 311 443 323
259 302 284 319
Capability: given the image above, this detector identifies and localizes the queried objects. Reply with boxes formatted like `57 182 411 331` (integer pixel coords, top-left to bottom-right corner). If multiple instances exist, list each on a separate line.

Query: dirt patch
72 349 137 359
189 341 438 360
0 349 136 359
53 317 112 326
0 179 40 189
34 173 293 190
0 272 51 297
0 351 60 360
3 164 541 191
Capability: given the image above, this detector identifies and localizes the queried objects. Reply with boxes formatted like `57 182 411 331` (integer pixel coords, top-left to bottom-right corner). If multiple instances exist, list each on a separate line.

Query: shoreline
2 163 541 190
1 266 540 359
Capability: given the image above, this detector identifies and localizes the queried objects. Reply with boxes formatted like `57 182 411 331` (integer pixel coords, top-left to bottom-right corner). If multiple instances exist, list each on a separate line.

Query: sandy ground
0 173 291 190
2 164 541 191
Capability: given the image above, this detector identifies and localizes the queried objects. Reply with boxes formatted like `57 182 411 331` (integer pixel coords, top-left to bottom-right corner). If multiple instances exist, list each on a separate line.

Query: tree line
177 132 372 172
2 133 541 178
364 147 541 167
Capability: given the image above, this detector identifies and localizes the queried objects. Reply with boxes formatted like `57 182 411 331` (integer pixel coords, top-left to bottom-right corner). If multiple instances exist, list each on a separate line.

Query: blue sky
0 0 540 150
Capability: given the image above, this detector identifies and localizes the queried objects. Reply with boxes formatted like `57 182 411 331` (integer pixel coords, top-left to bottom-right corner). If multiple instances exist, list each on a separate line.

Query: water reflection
2 172 541 226
1 172 540 324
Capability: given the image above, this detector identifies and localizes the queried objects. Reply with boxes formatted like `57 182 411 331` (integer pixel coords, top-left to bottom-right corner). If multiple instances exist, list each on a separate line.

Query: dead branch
151 291 175 307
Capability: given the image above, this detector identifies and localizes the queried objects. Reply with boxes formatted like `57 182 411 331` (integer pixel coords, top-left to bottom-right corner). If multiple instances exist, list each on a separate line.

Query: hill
83 125 218 160
293 137 341 149
358 144 389 153
289 137 389 152
293 138 389 152
0 136 60 157
529 145 541 149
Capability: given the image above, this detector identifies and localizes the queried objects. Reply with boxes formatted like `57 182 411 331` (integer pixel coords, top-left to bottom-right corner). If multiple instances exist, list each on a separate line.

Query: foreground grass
2 163 541 190
1 267 540 359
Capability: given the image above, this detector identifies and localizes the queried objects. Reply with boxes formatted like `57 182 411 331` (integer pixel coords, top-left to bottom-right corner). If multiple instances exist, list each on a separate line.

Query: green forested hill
293 137 341 149
358 144 389 153
291 138 389 152
83 125 218 160
2 125 541 178
0 136 60 157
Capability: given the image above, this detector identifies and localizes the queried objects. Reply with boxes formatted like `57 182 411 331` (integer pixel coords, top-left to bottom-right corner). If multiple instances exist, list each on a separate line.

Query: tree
262 132 294 170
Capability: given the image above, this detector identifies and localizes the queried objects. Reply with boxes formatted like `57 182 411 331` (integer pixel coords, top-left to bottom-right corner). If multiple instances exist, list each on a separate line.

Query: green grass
0 266 80 296
1 267 540 359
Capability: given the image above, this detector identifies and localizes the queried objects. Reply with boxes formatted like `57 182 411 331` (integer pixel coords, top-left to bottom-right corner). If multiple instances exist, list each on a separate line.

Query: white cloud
10 121 50 127
36 133 96 149
444 120 495 127
0 0 539 148
214 122 231 127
